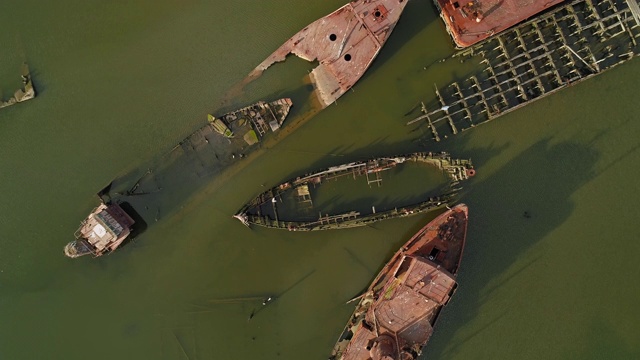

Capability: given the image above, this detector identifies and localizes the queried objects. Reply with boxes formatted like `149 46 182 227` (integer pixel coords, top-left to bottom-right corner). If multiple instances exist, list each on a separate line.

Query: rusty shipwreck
234 152 474 231
434 0 566 48
247 0 410 108
329 203 469 360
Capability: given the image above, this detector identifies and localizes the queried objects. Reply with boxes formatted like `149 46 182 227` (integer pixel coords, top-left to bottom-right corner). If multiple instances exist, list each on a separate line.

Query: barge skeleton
411 0 640 140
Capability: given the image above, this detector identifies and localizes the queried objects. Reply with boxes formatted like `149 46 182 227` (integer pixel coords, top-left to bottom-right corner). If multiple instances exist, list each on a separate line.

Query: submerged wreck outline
245 0 410 108
234 152 475 231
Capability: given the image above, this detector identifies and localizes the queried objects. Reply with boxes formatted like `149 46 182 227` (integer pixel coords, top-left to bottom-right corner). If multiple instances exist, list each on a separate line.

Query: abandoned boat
207 98 292 145
64 202 135 258
234 152 475 231
0 63 36 109
434 0 565 48
329 203 468 360
247 0 410 108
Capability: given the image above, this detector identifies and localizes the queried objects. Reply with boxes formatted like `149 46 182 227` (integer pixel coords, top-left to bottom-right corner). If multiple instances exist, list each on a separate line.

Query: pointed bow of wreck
251 0 410 108
330 204 468 360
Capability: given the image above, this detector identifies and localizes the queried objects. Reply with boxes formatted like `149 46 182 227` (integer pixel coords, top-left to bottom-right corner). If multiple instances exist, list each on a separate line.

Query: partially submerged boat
206 98 292 145
247 0 410 108
234 152 475 231
329 203 469 359
64 202 135 258
1 63 36 109
434 0 565 48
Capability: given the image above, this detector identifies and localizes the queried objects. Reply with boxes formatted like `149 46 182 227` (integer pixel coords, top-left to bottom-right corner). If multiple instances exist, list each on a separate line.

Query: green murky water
1 1 640 359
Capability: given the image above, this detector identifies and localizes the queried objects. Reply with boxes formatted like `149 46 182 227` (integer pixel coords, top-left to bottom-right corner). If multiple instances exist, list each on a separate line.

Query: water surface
1 1 639 359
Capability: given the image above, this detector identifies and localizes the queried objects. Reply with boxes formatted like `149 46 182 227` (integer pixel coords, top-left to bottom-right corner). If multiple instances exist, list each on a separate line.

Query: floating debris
329 204 469 360
244 0 409 108
234 152 475 231
0 63 35 109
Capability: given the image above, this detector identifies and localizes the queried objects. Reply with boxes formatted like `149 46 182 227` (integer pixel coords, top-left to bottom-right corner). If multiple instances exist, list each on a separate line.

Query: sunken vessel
1 63 35 109
329 203 469 359
234 152 474 231
247 0 410 108
205 98 292 147
64 201 135 258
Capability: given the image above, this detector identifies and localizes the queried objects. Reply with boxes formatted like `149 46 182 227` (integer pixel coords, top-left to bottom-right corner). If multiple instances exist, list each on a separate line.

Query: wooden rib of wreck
329 204 468 360
0 63 35 109
234 152 475 231
64 202 135 258
247 0 409 108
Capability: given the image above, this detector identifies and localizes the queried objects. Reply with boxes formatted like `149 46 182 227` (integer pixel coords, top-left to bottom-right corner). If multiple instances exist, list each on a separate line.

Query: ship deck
333 205 468 359
436 0 566 48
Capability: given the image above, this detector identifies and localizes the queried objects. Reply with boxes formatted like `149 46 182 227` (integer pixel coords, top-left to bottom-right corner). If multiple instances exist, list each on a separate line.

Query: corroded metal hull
248 0 410 108
234 152 475 231
434 0 565 48
330 204 469 360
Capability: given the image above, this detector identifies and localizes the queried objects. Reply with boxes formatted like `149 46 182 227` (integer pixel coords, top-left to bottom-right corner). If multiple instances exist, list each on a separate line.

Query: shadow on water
572 318 640 359
421 137 600 359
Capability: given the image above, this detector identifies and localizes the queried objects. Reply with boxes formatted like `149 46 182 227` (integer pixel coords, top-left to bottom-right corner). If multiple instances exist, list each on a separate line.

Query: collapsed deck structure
234 152 475 231
410 0 640 140
247 0 410 108
329 204 469 360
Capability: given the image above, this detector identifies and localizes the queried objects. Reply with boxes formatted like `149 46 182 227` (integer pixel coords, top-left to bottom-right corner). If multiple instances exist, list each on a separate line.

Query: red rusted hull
249 0 409 108
330 204 469 359
435 0 567 48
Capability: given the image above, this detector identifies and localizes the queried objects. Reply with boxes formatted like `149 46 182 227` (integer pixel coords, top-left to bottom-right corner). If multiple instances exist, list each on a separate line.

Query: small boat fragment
329 203 469 359
247 0 410 108
64 202 135 258
234 152 475 231
0 63 36 109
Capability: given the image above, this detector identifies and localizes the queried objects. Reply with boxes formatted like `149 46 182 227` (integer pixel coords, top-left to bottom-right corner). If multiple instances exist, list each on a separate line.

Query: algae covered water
1 1 640 359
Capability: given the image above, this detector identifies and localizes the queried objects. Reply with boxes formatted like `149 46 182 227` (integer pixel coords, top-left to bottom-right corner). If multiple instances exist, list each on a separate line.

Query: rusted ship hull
434 0 566 48
248 0 409 108
234 152 474 231
330 204 469 359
